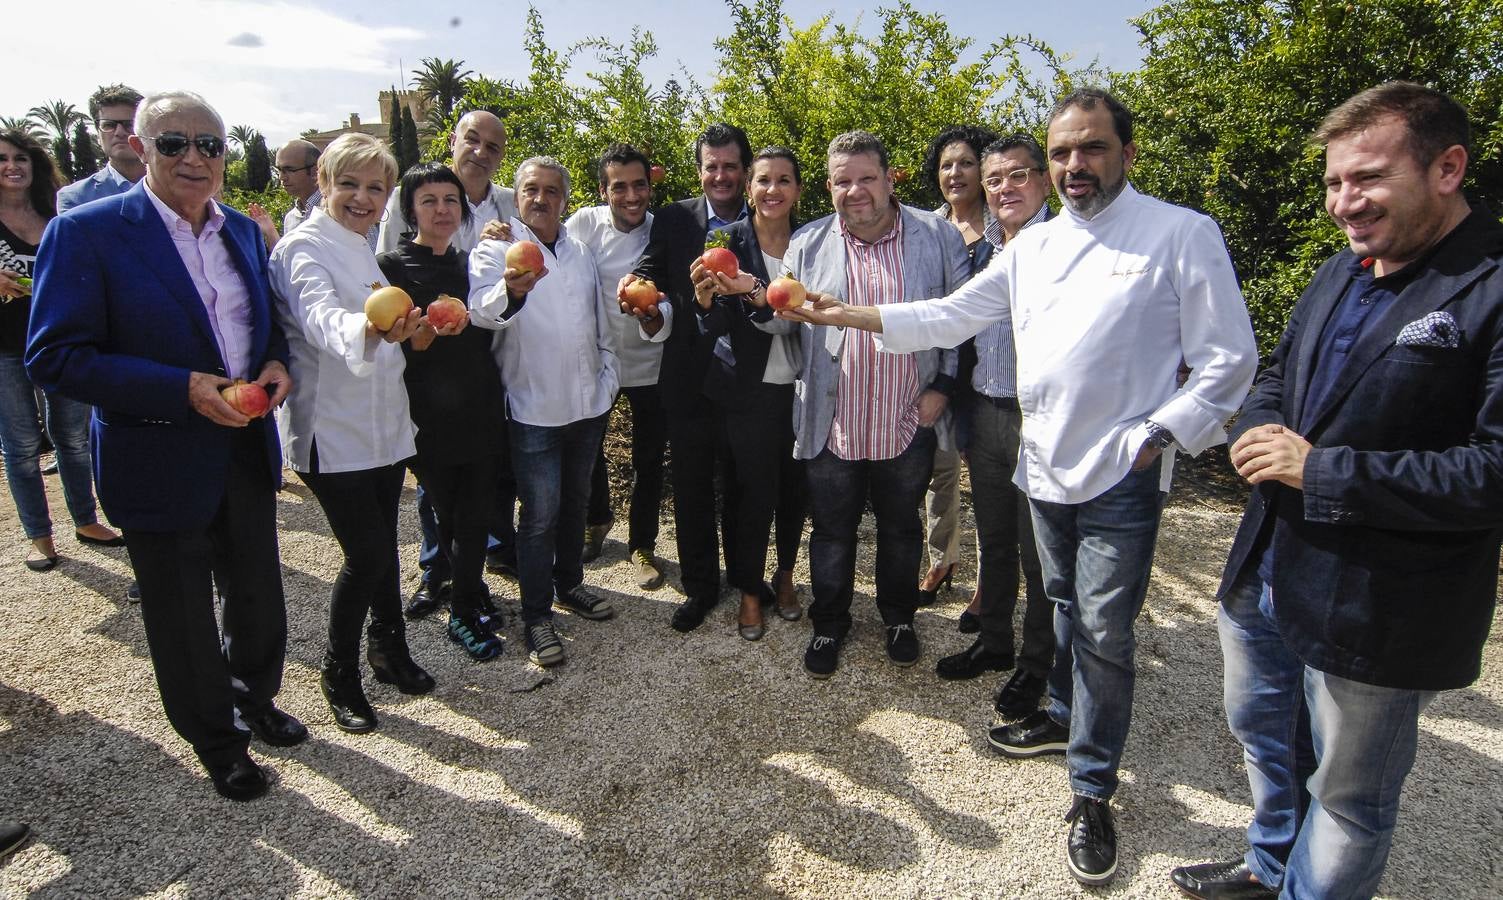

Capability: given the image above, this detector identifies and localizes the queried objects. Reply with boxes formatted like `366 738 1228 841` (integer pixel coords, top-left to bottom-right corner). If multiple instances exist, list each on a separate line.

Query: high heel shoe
916 563 956 607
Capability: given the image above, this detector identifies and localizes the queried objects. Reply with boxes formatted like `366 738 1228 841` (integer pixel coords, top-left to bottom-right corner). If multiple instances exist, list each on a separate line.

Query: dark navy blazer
25 181 288 531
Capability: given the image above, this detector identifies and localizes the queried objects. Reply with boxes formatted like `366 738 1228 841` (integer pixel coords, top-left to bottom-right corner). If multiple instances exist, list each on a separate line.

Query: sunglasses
149 133 226 160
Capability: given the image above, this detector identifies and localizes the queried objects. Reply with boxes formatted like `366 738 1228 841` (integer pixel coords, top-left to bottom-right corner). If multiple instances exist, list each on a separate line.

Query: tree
388 88 408 169
246 133 273 192
1116 0 1503 353
51 134 75 183
411 58 475 131
28 100 86 145
0 117 44 139
71 122 100 179
400 107 421 173
228 125 259 150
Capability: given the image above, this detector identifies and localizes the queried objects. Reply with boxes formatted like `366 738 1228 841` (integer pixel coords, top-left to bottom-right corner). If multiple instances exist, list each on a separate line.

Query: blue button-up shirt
1302 256 1411 426
971 202 1050 398
705 198 748 234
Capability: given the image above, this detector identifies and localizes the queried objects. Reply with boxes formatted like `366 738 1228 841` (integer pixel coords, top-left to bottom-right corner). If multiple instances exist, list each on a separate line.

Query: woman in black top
377 163 506 660
0 130 124 572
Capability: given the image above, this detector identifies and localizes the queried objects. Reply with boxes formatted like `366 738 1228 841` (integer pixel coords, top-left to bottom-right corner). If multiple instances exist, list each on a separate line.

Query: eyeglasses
96 119 134 134
274 164 315 177
983 168 1045 191
148 133 226 160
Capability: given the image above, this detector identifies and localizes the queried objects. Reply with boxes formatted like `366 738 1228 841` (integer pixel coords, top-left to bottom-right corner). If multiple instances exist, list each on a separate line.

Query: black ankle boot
367 621 436 695
320 657 377 733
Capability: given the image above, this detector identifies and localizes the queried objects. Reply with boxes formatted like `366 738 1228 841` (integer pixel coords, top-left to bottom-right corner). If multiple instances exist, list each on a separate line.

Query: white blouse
269 207 417 473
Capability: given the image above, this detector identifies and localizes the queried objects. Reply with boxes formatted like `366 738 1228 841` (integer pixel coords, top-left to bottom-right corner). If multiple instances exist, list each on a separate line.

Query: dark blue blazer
1218 209 1503 691
25 182 288 531
698 217 787 403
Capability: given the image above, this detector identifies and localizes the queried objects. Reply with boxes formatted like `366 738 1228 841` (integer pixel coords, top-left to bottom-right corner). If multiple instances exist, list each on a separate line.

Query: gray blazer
777 204 970 460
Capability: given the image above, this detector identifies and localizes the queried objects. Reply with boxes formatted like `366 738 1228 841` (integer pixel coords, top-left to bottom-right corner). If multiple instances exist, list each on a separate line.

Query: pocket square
1395 311 1460 349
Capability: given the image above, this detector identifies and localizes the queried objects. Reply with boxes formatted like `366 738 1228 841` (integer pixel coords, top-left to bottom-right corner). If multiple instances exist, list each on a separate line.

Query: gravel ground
0 453 1499 898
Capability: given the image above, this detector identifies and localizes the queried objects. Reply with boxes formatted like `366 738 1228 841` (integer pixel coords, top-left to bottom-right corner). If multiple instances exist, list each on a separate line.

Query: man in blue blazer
56 83 145 213
1171 82 1503 899
26 91 301 802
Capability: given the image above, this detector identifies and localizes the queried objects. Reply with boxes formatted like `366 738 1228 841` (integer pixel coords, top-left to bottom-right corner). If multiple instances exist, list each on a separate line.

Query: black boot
320 656 377 733
367 621 436 695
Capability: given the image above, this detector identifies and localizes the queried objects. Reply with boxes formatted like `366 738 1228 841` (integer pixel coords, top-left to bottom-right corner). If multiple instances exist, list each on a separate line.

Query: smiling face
1046 103 1134 219
698 143 746 211
95 102 139 168
0 140 33 196
601 160 649 232
938 140 981 209
517 163 566 243
450 113 506 190
130 107 225 222
324 161 390 235
828 151 895 238
411 181 464 245
748 156 800 224
983 148 1049 240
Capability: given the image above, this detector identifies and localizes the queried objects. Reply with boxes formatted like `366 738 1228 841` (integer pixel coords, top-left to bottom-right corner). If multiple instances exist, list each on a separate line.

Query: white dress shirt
378 182 519 254
878 184 1257 504
564 204 661 388
269 207 417 473
468 218 619 427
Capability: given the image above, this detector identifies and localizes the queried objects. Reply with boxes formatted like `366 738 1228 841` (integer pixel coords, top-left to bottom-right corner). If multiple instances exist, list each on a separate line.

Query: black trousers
123 425 286 769
411 454 497 618
298 451 407 663
587 385 667 554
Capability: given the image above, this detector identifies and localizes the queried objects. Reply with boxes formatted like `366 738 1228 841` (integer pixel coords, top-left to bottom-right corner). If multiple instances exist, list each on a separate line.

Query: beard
1058 170 1126 219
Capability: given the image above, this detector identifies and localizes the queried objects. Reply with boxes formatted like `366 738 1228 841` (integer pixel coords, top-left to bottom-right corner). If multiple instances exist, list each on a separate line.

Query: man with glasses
274 139 322 235
57 84 145 213
933 136 1054 722
27 91 303 802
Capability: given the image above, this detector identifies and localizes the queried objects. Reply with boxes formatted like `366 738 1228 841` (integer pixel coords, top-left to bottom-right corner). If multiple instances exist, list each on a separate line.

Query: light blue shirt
706 198 748 234
56 163 136 213
972 202 1050 398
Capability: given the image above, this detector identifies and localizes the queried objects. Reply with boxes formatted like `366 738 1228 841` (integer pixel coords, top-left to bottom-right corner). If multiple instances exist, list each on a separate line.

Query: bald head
277 139 320 169
451 111 507 196
275 138 321 202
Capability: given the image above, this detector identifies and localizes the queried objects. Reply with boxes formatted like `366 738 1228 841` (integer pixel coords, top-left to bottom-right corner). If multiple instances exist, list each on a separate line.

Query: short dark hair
752 145 802 185
596 143 651 189
1049 88 1133 146
398 162 473 230
0 130 63 219
982 134 1046 171
827 130 889 171
694 123 752 169
1314 81 1471 168
87 84 143 124
921 125 998 195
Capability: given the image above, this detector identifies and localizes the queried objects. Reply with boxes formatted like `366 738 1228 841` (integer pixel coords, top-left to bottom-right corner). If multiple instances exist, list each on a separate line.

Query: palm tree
0 116 44 139
410 58 474 129
27 100 86 143
228 125 260 150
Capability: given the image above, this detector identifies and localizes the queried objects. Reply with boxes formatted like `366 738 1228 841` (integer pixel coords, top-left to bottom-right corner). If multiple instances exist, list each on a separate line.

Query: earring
379 208 390 223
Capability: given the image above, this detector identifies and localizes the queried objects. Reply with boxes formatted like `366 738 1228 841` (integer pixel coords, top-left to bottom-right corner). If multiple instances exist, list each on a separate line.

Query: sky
6 0 1155 148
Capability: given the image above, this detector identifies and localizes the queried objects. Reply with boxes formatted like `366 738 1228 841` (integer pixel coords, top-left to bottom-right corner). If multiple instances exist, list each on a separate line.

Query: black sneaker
1169 859 1275 898
993 668 1047 720
485 554 518 578
885 623 920 666
804 633 843 679
525 621 565 667
554 585 614 620
1064 795 1117 885
988 709 1069 757
405 580 448 619
448 612 504 661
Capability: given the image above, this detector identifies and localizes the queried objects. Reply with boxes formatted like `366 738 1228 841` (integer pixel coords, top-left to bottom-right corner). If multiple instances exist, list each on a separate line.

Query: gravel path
1 457 1498 898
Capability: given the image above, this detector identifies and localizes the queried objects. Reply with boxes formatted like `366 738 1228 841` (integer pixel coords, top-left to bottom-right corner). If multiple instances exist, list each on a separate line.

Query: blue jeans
509 414 607 625
0 353 99 539
1218 575 1314 891
416 454 516 585
1030 464 1165 800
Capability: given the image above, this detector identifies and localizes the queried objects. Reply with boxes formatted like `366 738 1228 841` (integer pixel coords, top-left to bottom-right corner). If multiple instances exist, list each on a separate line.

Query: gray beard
1062 175 1126 219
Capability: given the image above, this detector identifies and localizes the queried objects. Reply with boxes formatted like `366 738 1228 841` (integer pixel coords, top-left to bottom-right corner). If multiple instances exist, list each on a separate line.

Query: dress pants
123 425 287 769
720 383 793 595
586 385 667 553
924 447 962 571
410 454 497 618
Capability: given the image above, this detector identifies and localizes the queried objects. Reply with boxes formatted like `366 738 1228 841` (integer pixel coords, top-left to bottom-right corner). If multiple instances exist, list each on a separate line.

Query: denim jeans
0 353 99 538
1219 574 1314 891
1030 464 1165 800
509 413 608 624
416 452 515 585
805 427 935 638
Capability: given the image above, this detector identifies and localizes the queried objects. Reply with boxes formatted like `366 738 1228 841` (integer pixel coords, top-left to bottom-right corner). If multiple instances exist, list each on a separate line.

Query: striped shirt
828 210 920 460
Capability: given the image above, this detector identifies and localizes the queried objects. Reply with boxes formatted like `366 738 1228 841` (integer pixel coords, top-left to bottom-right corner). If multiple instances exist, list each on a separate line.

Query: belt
978 394 1019 410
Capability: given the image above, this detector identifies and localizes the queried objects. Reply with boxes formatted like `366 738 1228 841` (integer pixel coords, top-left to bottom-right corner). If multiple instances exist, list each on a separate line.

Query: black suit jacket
1218 208 1503 691
696 217 789 403
633 197 716 414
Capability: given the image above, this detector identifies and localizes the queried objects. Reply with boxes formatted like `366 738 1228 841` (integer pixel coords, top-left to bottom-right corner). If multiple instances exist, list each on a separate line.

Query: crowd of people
0 77 1498 898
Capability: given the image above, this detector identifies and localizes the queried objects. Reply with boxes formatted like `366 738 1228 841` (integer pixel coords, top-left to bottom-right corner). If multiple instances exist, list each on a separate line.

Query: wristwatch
1144 421 1176 450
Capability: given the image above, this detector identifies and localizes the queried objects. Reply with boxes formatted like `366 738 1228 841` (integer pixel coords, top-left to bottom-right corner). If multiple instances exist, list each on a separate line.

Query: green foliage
0 116 44 139
70 122 100 179
28 100 85 143
51 134 74 183
411 58 475 131
1116 0 1503 354
228 125 259 150
220 185 292 234
388 89 410 170
246 133 273 192
400 107 421 173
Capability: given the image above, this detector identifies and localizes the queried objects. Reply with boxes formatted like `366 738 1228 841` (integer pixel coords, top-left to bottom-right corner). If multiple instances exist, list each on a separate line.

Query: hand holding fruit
425 294 469 336
220 379 271 418
253 359 293 409
503 240 547 296
0 268 28 300
774 290 847 326
188 372 252 428
688 259 719 310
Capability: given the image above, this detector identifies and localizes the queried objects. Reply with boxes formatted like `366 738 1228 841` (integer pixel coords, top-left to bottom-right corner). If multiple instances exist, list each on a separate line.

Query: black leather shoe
404 580 448 619
936 639 1013 680
988 709 1068 757
1170 859 1276 898
125 581 142 603
0 822 32 860
670 597 716 633
241 705 309 747
957 610 980 633
485 554 519 578
1065 795 1117 885
994 668 1047 720
206 753 269 802
321 660 377 733
367 623 436 695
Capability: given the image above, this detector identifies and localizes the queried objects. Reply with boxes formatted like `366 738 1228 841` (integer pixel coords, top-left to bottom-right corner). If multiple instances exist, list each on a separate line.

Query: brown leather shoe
737 592 765 641
773 568 801 621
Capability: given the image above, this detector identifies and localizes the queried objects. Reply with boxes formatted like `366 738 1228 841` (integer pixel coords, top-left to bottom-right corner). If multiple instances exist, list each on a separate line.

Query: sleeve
467 238 524 329
632 206 675 289
589 253 620 397
25 215 196 420
375 188 406 254
640 302 673 342
273 244 380 377
1143 216 1259 455
876 256 1012 354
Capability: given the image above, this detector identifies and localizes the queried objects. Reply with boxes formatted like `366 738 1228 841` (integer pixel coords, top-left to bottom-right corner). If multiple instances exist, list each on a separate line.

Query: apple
700 247 740 279
765 277 807 311
426 294 468 330
365 283 414 331
649 164 665 184
893 167 911 184
220 380 270 418
506 240 545 277
621 278 661 314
